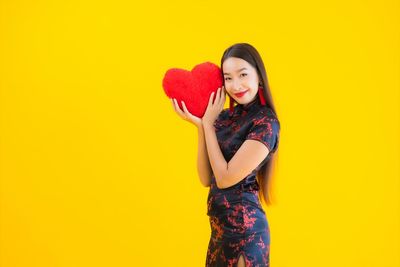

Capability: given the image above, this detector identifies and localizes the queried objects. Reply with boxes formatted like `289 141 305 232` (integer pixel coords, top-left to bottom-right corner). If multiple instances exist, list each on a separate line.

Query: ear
258 75 263 86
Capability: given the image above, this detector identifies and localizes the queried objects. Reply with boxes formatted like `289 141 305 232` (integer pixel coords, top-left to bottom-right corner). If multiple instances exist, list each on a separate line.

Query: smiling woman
203 43 280 267
170 42 280 267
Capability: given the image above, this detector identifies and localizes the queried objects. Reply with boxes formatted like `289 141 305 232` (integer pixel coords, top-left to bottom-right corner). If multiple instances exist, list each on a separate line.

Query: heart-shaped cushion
162 61 223 118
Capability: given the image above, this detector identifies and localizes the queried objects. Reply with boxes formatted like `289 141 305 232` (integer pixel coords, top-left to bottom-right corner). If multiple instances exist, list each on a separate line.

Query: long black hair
221 43 280 206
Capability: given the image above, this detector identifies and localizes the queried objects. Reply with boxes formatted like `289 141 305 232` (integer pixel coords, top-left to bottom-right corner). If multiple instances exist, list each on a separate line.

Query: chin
242 95 257 103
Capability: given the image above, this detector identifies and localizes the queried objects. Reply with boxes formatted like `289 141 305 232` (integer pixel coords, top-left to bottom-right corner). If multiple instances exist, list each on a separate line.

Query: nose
232 79 242 92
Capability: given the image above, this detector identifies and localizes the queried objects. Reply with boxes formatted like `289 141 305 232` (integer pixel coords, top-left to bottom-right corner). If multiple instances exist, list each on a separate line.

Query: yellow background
1 0 399 266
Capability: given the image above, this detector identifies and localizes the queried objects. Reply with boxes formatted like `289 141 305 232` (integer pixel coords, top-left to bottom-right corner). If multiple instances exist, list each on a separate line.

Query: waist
207 190 265 217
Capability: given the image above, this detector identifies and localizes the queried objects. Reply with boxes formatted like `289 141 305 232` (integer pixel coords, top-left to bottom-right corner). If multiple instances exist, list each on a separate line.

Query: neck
242 95 259 108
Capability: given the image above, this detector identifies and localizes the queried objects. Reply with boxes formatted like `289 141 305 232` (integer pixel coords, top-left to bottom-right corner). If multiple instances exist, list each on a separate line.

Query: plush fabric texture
162 61 223 118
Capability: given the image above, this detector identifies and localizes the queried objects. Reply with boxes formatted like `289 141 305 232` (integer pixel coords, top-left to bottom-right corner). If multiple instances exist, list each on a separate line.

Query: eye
240 73 247 77
224 77 231 81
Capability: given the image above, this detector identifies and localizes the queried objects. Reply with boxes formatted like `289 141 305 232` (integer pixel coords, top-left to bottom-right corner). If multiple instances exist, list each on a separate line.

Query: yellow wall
0 0 399 266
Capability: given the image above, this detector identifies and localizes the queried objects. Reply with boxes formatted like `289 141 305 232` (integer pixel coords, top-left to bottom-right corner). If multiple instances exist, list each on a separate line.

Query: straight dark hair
220 43 280 206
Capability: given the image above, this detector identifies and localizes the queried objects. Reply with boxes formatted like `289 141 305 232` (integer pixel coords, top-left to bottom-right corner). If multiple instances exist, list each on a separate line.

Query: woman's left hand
202 86 226 127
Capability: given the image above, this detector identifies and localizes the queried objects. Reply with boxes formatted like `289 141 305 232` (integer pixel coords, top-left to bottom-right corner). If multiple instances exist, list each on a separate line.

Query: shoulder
252 106 279 124
213 108 232 130
217 108 231 121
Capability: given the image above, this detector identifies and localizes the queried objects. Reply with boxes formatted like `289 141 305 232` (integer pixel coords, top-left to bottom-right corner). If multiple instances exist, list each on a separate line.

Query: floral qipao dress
205 96 280 267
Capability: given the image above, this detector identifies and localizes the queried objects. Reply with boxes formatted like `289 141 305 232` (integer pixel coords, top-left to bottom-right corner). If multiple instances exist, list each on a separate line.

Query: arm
203 123 270 189
200 87 272 189
202 123 228 188
197 124 212 187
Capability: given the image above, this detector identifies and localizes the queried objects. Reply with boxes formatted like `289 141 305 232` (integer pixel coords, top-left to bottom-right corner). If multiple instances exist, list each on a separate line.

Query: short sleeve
213 108 230 131
246 112 280 152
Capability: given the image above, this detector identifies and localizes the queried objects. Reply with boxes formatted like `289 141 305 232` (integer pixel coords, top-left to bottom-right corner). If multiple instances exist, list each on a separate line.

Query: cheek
250 79 259 87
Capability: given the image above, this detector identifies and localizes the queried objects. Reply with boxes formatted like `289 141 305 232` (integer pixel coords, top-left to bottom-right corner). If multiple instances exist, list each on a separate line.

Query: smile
234 90 248 98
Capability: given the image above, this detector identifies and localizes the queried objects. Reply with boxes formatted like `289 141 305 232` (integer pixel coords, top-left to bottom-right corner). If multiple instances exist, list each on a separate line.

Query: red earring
229 95 234 114
258 86 267 106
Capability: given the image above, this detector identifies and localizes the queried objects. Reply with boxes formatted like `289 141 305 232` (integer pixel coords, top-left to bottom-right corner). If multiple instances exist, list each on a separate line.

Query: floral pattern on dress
205 96 280 267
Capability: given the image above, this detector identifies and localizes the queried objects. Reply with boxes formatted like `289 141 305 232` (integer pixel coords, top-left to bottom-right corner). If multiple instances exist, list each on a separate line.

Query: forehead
222 57 253 74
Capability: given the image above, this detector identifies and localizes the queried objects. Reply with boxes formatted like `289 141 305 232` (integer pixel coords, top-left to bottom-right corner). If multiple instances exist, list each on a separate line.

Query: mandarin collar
238 95 260 111
229 95 261 118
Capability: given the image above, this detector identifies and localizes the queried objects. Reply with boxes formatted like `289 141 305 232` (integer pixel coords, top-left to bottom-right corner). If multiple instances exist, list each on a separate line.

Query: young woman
171 43 280 267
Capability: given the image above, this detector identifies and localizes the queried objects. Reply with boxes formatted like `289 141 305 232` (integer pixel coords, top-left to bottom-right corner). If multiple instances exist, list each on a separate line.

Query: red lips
234 90 248 97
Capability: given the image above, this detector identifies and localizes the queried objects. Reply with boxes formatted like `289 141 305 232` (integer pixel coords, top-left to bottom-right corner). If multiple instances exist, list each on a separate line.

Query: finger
216 87 223 106
208 92 214 106
174 98 182 112
181 101 188 115
219 87 225 105
216 87 221 105
171 98 177 112
173 98 185 117
171 98 176 112
180 101 189 120
181 101 191 116
181 102 193 121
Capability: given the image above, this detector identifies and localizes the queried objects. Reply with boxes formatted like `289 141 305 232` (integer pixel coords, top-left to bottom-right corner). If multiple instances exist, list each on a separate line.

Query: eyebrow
223 67 247 75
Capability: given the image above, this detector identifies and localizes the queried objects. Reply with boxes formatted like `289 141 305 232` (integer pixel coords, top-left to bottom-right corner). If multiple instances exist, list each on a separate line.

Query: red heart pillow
162 61 223 118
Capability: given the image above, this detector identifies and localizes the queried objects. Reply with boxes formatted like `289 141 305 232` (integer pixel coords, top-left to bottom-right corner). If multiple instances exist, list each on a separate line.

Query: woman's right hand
170 98 202 128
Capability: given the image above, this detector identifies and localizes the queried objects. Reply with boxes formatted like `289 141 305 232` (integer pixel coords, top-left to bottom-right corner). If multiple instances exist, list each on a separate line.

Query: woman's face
222 57 260 105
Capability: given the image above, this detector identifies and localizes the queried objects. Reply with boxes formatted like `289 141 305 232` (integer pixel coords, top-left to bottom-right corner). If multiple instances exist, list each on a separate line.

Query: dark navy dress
205 96 280 267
